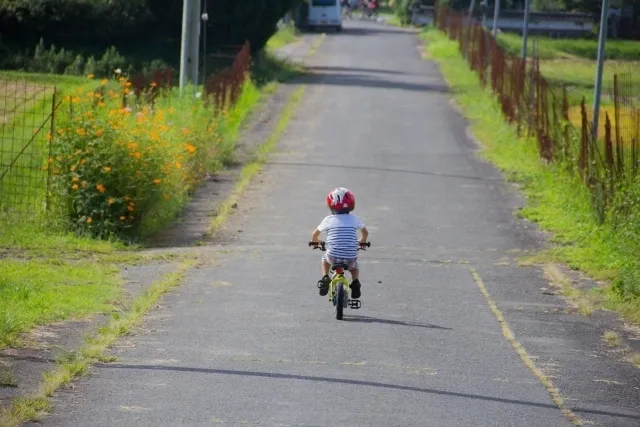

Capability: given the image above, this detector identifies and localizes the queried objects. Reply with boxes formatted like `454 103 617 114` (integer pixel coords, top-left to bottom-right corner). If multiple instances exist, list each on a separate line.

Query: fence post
46 89 57 212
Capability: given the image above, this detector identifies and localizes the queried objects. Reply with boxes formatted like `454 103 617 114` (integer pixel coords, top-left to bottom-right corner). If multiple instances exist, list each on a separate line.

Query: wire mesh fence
0 78 57 218
435 5 640 222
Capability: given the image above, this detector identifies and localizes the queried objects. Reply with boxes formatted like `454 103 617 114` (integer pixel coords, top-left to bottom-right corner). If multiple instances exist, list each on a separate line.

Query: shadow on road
342 314 452 330
332 25 413 36
291 71 450 93
97 363 640 421
264 161 502 182
306 65 411 76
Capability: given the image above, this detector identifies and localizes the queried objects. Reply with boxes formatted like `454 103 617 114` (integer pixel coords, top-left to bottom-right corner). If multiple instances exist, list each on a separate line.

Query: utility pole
521 0 531 58
201 0 209 85
592 0 610 140
492 0 501 35
179 0 201 92
482 0 489 27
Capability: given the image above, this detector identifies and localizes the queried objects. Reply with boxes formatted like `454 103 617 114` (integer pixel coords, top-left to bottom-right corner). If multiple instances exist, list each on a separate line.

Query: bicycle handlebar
308 241 371 251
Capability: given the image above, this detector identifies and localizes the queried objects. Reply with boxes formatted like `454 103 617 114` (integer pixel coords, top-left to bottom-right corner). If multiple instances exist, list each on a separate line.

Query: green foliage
393 0 415 25
49 75 261 239
2 38 167 77
0 0 302 74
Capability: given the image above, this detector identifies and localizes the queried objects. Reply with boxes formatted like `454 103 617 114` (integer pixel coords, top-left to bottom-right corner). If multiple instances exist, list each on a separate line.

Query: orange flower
96 184 106 193
108 198 116 205
87 74 95 79
71 184 79 190
103 166 111 172
185 143 196 154
120 216 126 221
72 176 79 182
150 82 158 88
175 161 182 169
70 165 77 172
86 217 93 223
101 79 108 86
128 142 137 150
127 205 135 212
81 159 87 165
153 179 161 185
95 129 104 137
133 152 142 159
181 128 190 135
81 181 87 188
76 128 86 136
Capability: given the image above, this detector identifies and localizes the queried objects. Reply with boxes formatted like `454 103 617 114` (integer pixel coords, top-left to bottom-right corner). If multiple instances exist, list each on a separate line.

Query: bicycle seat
331 263 350 271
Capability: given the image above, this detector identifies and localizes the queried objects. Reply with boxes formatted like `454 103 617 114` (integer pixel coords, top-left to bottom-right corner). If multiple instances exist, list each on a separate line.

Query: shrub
50 77 211 238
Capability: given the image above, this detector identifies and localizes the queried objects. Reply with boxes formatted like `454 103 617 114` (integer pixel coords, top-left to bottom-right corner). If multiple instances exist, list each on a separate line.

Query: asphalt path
31 20 640 427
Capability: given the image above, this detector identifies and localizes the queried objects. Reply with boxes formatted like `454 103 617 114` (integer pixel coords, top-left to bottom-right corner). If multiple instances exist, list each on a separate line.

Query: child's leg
322 259 331 277
317 255 331 296
349 260 362 299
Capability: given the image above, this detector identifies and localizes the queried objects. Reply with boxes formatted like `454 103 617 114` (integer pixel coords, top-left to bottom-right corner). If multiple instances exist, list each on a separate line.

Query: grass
603 330 620 346
0 365 17 387
0 257 121 348
421 28 640 326
496 33 640 61
266 23 300 51
0 259 195 427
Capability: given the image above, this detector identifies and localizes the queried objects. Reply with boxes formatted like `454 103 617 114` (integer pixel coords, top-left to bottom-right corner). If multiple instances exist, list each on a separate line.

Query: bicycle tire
336 283 345 320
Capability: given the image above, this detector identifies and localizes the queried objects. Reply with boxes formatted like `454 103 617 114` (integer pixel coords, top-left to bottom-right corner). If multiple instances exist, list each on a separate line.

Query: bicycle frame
328 266 351 305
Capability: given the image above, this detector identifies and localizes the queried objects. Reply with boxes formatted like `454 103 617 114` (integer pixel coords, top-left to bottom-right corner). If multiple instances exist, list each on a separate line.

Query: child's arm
311 228 322 243
359 226 369 244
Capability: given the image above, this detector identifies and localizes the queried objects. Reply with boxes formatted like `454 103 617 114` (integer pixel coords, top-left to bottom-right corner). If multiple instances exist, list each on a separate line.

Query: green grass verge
0 258 121 348
266 24 300 51
0 259 196 427
421 29 640 325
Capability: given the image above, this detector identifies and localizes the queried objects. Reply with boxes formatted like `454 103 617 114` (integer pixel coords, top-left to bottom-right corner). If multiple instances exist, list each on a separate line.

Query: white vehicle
308 0 343 32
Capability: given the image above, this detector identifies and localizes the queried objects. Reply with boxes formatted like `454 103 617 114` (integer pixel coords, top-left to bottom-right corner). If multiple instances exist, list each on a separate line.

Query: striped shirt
317 214 365 259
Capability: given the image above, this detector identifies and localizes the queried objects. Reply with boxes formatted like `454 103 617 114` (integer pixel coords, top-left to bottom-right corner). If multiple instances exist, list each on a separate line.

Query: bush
0 38 166 78
48 73 259 239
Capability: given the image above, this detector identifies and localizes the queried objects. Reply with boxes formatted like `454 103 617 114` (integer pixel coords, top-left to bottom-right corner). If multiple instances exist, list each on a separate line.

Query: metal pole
492 0 500 35
179 0 201 92
201 0 209 85
592 0 610 140
482 0 488 27
521 0 531 58
190 0 201 86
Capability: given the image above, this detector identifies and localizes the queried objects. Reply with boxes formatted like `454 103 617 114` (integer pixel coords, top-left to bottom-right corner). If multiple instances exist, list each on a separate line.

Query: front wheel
335 283 345 320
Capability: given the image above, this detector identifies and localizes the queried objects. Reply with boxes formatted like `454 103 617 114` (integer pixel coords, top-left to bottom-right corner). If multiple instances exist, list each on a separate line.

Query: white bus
308 0 343 32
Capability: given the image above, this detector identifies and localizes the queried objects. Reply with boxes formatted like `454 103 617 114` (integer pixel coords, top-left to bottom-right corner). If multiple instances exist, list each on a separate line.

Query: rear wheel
336 283 345 320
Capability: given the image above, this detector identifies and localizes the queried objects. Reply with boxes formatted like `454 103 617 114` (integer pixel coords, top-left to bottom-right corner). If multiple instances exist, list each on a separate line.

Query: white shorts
322 253 359 270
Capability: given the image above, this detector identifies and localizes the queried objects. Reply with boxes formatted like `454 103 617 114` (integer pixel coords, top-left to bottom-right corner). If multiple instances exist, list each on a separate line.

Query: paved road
32 21 640 427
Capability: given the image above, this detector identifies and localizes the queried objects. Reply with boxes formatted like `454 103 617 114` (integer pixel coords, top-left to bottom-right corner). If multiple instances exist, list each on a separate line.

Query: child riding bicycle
310 187 369 299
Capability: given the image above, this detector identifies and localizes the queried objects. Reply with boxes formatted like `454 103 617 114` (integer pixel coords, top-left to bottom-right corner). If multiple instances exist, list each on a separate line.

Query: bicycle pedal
348 300 361 309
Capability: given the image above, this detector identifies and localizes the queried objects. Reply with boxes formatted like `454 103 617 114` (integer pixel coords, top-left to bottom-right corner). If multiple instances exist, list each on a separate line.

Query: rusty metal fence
436 6 640 221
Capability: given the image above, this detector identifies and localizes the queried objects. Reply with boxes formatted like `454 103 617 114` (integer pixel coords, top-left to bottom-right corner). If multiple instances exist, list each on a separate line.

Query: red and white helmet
326 187 355 213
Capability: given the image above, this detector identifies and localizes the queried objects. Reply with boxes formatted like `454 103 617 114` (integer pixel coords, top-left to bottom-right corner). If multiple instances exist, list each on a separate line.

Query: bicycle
308 241 371 320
